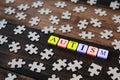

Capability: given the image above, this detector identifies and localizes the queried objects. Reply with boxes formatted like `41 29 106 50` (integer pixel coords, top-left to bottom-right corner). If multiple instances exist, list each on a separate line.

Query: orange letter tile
87 46 98 57
57 38 68 48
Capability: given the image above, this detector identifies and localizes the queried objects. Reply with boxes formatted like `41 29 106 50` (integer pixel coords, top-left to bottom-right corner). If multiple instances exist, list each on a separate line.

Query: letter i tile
77 43 88 54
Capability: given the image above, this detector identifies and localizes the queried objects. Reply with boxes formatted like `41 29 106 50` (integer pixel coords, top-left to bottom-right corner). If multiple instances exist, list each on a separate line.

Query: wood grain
0 67 35 80
0 22 120 80
0 0 120 80
0 0 120 48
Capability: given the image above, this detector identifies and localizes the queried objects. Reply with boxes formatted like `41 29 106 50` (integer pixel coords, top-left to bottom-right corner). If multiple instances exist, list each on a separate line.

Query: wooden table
0 0 120 80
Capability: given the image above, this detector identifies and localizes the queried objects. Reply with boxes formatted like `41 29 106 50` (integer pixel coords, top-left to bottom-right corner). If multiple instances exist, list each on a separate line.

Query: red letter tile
87 46 98 57
57 38 68 48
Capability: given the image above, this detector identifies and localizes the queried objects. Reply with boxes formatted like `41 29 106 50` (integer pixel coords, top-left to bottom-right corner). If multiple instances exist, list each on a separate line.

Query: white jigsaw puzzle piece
38 8 52 15
110 1 120 10
28 62 46 72
77 19 89 30
8 58 26 68
70 74 83 80
28 31 40 42
94 8 107 16
49 15 60 24
8 41 21 53
90 18 102 28
67 60 83 72
71 0 79 3
25 44 38 54
59 24 73 33
17 4 30 11
54 1 67 8
100 30 113 39
40 48 54 60
112 15 120 24
5 0 16 4
73 6 87 13
0 35 8 45
88 63 102 77
79 31 95 39
117 26 120 32
32 1 44 8
4 7 16 15
0 19 7 29
48 74 60 80
61 11 71 19
29 17 40 26
15 12 27 20
87 0 97 5
112 39 120 51
41 26 56 34
52 59 67 71
5 73 17 80
13 25 26 35
107 67 120 80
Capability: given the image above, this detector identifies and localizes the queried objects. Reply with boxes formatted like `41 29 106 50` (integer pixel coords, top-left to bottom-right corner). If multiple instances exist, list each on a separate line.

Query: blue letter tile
97 49 109 59
77 43 88 54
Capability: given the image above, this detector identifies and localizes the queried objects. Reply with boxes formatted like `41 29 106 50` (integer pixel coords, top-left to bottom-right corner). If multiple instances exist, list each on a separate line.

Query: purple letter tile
77 43 88 54
97 49 109 59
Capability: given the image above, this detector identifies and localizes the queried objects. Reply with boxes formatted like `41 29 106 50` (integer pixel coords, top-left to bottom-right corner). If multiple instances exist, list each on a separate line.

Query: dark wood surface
0 22 120 80
0 68 35 80
0 0 120 80
0 0 120 47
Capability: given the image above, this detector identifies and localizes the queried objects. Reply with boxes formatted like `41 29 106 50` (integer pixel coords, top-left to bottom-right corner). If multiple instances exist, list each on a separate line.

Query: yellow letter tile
67 40 78 51
48 35 59 45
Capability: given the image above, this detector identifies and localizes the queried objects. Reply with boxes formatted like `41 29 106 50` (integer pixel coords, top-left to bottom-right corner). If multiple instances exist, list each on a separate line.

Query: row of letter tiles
48 35 109 60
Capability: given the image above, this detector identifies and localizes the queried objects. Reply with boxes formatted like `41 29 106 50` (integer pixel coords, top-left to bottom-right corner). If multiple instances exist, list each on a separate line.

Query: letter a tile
48 35 59 45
